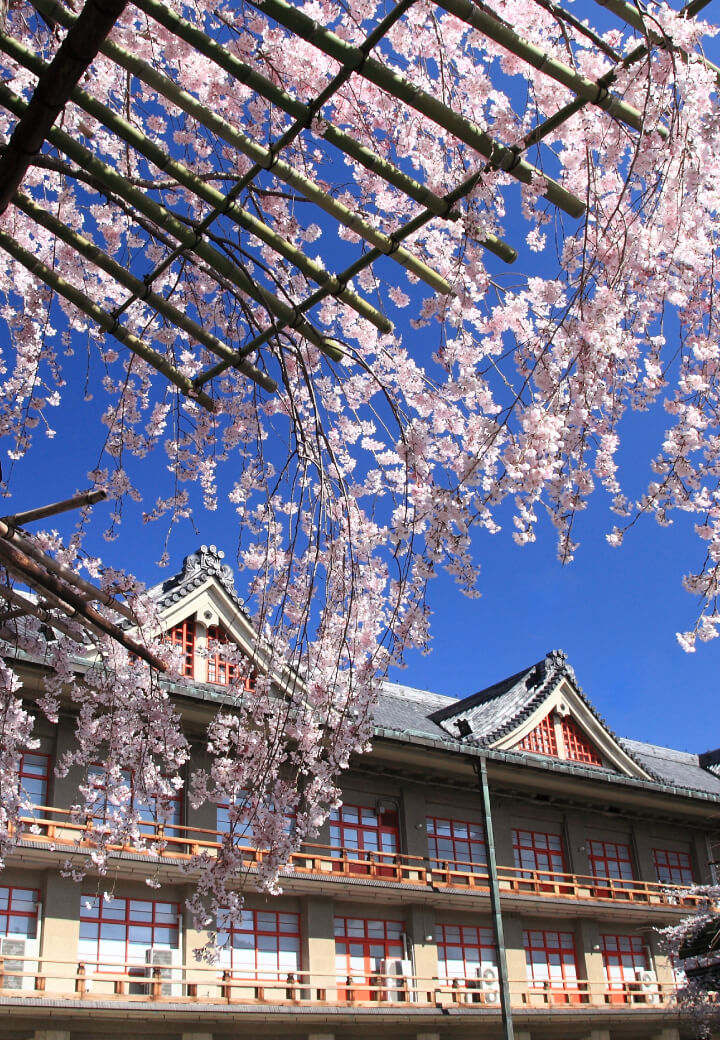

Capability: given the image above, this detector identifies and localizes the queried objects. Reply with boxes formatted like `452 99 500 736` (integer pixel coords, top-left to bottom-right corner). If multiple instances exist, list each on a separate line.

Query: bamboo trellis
0 0 709 412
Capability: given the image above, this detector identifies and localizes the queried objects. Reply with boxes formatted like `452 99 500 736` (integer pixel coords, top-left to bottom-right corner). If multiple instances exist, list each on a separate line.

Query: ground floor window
524 929 579 1001
436 923 496 984
78 896 179 970
0 887 40 939
335 916 405 998
217 909 301 981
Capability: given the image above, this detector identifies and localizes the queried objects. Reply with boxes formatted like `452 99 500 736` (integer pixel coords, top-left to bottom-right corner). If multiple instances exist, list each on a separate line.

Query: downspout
475 755 514 1040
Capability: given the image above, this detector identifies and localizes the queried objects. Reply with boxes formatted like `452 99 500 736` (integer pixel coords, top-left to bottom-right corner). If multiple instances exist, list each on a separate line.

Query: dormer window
515 711 603 766
167 618 196 677
206 625 236 685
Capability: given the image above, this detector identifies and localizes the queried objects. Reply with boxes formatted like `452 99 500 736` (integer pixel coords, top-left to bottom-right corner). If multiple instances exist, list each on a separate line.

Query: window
653 848 694 885
513 829 566 878
587 840 634 884
427 816 486 872
601 934 648 996
524 929 579 999
166 618 195 677
218 909 300 979
87 765 183 839
0 887 40 939
205 625 256 690
516 714 557 756
17 751 50 819
437 924 496 984
330 804 399 858
216 796 294 848
79 896 179 970
334 916 404 999
561 718 603 765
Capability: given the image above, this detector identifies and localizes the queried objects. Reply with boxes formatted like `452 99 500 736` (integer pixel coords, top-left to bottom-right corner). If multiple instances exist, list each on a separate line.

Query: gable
493 678 651 779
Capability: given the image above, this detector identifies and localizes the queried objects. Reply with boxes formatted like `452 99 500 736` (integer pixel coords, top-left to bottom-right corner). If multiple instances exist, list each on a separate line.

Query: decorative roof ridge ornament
181 544 239 601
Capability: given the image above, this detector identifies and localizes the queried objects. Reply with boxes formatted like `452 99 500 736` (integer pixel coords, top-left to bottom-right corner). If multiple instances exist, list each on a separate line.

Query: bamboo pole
129 0 515 264
434 0 653 136
0 0 128 213
0 21 393 334
0 224 219 412
0 583 86 643
12 192 277 393
250 0 584 218
0 82 343 363
2 488 107 527
0 538 167 670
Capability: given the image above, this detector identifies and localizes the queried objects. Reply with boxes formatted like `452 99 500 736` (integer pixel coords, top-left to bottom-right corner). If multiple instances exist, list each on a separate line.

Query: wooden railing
14 805 701 909
0 955 679 1010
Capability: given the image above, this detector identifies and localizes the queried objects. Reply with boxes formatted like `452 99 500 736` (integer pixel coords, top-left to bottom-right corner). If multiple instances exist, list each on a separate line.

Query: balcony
0 955 679 1012
14 805 701 911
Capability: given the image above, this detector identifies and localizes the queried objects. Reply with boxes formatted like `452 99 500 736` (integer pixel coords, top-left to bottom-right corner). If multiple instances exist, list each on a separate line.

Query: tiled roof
147 544 249 617
622 738 720 796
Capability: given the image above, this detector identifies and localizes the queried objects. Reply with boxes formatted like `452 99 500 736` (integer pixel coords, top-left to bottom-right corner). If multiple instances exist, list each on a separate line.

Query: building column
400 783 428 860
39 872 81 994
501 913 526 1006
563 812 591 876
406 904 437 1001
631 821 658 883
181 888 217 1000
181 1034 213 1040
490 794 515 870
303 896 337 1000
576 920 605 1005
33 1032 71 1040
651 1031 680 1040
647 930 675 993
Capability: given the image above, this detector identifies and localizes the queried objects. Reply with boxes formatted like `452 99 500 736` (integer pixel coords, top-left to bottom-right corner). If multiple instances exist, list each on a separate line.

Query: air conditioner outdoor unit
379 958 413 1002
0 935 40 991
481 965 500 1004
636 968 660 1004
145 947 180 998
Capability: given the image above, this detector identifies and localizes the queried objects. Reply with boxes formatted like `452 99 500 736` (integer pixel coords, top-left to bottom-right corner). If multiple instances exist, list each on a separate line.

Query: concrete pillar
585 1032 610 1040
40 872 81 994
631 822 658 883
400 783 428 860
416 1034 440 1040
307 1035 334 1040
490 795 515 870
647 930 675 992
406 904 437 1000
652 1031 680 1040
563 812 591 876
181 888 217 1000
303 896 337 1000
501 913 526 1005
181 1035 213 1040
576 920 605 1005
692 832 711 884
51 716 84 821
184 749 217 836
33 1032 72 1040
513 1033 531 1040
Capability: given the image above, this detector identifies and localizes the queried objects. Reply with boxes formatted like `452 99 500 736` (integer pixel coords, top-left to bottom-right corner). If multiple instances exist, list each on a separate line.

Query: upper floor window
587 840 634 883
601 934 648 991
653 848 693 885
330 804 399 858
17 751 50 811
166 618 195 677
218 909 300 979
87 764 183 838
560 717 603 765
206 625 256 690
79 895 179 970
0 887 40 939
513 829 566 878
517 714 557 756
427 816 486 872
437 923 496 985
334 916 404 999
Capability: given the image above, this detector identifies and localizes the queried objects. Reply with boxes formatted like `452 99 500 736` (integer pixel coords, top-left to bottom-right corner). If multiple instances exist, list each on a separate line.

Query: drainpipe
475 755 514 1040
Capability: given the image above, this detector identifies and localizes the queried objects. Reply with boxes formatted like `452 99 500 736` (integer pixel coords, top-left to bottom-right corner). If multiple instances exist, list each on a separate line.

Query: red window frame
79 895 180 970
166 618 195 677
87 764 183 838
427 816 487 873
517 714 557 756
206 625 257 690
330 804 399 858
0 887 40 938
512 829 566 878
601 934 648 1000
17 751 51 810
561 718 603 765
523 929 580 1003
436 923 496 985
334 916 404 999
587 840 634 885
218 908 301 979
653 848 693 885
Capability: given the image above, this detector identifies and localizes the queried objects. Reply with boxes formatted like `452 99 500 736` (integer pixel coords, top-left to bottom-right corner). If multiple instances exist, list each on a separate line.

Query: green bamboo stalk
0 227 216 410
435 0 651 135
0 82 344 362
251 0 584 218
12 191 277 394
0 28 393 336
129 0 515 262
22 0 451 295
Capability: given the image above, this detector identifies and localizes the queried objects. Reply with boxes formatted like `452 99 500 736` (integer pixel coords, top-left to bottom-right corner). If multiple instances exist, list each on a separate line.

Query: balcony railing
14 804 701 909
0 955 679 1010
